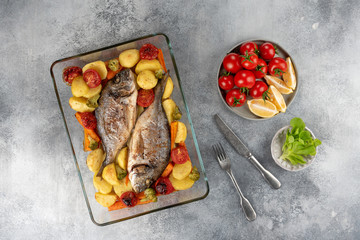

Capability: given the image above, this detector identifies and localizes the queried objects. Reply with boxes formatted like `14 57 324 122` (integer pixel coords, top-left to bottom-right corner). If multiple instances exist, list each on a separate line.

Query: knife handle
248 154 281 189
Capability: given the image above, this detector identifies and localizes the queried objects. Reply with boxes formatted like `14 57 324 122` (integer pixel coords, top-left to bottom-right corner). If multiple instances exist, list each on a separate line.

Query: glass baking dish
50 34 209 226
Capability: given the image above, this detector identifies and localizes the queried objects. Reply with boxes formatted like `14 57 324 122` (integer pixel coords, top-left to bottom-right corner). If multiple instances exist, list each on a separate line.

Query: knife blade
214 114 281 189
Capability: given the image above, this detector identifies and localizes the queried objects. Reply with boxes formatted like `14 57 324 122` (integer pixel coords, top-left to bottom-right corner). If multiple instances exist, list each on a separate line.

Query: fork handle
227 170 256 221
248 154 282 189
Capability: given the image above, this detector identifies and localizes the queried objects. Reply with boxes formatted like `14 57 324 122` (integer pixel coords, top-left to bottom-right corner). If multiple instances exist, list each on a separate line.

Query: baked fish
95 69 138 175
128 74 171 193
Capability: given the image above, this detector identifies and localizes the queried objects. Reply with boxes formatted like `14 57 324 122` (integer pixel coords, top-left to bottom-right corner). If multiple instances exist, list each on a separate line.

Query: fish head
108 69 136 97
129 164 156 193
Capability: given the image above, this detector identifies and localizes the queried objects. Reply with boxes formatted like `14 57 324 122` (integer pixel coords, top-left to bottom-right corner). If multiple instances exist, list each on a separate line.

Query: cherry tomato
222 53 242 74
120 191 138 207
83 69 102 88
218 74 234 90
239 42 259 55
259 42 276 60
140 43 159 60
79 112 97 130
268 57 287 77
252 58 268 79
63 66 82 85
137 89 155 107
250 81 269 100
240 51 258 70
225 89 246 107
171 146 190 164
234 70 256 91
154 177 174 195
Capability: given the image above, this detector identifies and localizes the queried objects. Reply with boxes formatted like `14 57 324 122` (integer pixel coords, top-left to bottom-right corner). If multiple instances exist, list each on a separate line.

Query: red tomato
171 146 190 164
139 43 159 60
62 66 82 85
234 70 256 90
83 69 101 88
250 81 269 99
252 58 268 79
225 89 246 107
239 42 259 55
154 177 174 195
79 112 97 130
222 53 242 74
218 74 234 90
240 51 258 70
120 191 138 207
137 89 155 107
259 42 276 60
268 57 287 77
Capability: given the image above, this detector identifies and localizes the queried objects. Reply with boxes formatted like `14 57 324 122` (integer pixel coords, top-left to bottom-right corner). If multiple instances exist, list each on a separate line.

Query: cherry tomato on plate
259 42 276 60
252 58 268 79
240 51 259 70
218 73 234 90
268 57 287 77
250 81 269 100
83 69 102 88
225 89 246 107
63 66 82 85
239 42 259 55
222 53 242 74
154 177 175 195
234 70 256 91
171 146 190 164
137 89 155 107
139 43 159 60
79 112 97 130
120 191 138 207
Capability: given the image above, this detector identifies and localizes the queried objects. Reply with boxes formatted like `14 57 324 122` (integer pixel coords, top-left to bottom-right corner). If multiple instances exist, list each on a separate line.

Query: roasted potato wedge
102 163 120 186
83 84 102 98
162 77 174 99
95 192 117 207
113 177 133 197
116 147 128 170
169 172 195 190
172 160 192 180
71 76 90 97
93 175 112 194
119 49 140 68
137 70 158 89
135 59 163 74
175 121 187 143
162 98 176 124
82 61 108 80
86 148 105 173
69 97 95 112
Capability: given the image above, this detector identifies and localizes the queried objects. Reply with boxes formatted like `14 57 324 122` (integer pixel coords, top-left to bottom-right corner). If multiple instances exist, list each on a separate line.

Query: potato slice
162 99 176 124
172 161 192 180
169 173 195 190
95 192 117 207
162 77 173 99
113 177 133 197
119 49 140 68
135 59 163 74
93 175 112 194
137 70 158 89
71 76 90 97
83 84 102 98
102 163 120 186
116 147 128 170
82 61 108 80
175 121 187 143
87 148 105 173
69 97 95 112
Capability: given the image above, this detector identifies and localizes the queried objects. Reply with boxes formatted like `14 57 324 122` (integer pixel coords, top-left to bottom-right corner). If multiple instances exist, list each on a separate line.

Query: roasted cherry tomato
252 58 268 79
79 112 97 130
234 70 256 91
259 42 276 60
222 53 242 74
120 191 138 207
137 89 155 107
250 81 269 100
154 177 174 195
268 57 287 77
239 42 258 55
240 51 258 70
83 69 102 88
140 43 159 60
62 66 82 85
225 89 246 107
171 146 190 164
218 73 234 90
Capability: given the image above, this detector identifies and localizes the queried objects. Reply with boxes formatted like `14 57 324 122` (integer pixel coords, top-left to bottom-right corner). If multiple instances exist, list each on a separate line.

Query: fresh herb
280 117 322 165
115 165 127 180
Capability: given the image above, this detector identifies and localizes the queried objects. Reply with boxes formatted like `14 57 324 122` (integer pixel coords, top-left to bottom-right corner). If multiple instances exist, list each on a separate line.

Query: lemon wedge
264 75 293 94
268 85 286 113
247 99 279 118
282 57 296 90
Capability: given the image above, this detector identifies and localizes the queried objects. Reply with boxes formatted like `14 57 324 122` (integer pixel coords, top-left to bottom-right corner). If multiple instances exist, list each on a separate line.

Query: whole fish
127 74 171 193
95 69 138 176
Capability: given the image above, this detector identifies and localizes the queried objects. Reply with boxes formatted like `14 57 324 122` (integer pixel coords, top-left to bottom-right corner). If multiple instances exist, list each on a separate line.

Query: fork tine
218 143 227 159
212 144 220 161
212 143 225 161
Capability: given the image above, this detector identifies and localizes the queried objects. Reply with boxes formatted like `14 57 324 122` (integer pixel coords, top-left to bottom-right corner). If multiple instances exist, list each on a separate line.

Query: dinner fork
212 143 256 221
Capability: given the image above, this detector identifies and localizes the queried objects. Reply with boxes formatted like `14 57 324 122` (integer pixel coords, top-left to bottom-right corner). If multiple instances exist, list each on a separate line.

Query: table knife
214 114 281 189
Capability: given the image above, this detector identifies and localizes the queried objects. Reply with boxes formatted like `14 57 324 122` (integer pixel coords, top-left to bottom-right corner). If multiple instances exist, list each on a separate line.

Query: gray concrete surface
1 0 360 239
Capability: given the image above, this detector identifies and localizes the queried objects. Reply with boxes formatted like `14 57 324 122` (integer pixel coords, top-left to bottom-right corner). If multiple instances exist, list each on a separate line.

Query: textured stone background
1 0 360 239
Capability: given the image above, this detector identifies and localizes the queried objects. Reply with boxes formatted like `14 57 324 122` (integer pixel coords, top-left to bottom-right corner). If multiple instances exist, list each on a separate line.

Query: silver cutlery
214 114 281 189
212 142 256 221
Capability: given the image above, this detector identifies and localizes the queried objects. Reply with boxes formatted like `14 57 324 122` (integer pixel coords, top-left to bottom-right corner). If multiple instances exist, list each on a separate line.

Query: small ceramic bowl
271 125 317 171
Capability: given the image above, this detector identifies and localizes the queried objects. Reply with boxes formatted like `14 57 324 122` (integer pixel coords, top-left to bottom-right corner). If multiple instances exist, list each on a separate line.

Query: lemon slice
268 85 286 113
282 57 296 90
264 75 293 94
247 99 279 118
